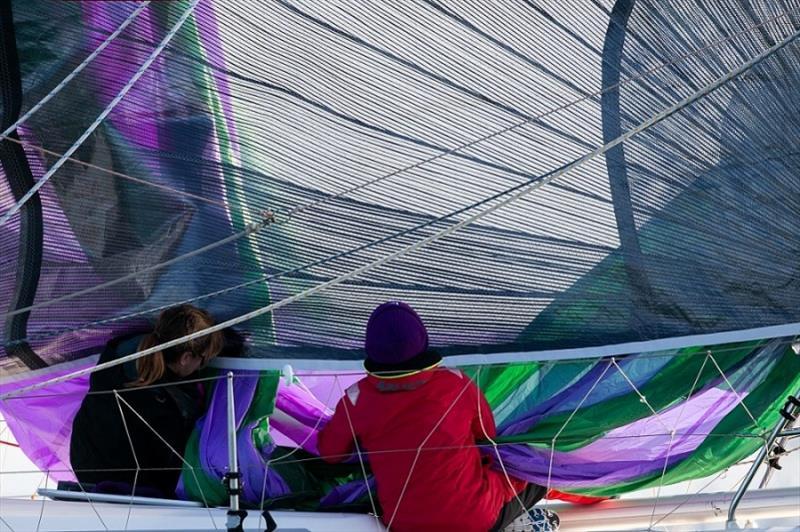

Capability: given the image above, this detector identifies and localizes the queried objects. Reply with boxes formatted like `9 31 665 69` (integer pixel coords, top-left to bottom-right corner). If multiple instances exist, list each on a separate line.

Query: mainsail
1 0 800 521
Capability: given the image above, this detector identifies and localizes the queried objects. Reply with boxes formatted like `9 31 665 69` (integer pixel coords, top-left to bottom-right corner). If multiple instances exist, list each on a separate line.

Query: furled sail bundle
1 0 800 513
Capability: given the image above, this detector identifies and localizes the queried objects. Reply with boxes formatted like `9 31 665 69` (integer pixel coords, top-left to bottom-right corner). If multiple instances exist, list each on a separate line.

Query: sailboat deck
2 487 798 531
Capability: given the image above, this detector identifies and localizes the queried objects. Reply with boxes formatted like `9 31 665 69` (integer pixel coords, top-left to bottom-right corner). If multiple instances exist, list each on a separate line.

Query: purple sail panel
0 360 94 481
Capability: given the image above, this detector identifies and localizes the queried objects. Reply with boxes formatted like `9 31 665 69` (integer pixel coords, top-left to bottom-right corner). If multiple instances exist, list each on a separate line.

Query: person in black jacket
70 304 225 498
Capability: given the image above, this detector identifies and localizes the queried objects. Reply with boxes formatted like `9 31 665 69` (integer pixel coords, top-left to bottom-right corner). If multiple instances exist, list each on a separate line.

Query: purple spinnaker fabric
0 361 94 480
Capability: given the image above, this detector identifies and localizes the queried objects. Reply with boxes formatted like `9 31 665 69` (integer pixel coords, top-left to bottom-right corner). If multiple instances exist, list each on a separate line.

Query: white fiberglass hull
2 487 798 531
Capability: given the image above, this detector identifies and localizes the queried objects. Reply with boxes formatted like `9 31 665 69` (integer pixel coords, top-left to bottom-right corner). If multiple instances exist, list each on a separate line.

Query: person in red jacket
318 301 549 532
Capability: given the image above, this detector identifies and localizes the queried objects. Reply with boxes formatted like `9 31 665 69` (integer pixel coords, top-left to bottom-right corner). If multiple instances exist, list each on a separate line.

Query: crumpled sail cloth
174 338 799 506
0 337 797 504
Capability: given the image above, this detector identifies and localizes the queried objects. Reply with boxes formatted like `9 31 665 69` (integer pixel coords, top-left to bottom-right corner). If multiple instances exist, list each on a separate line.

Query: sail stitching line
332 375 382 529
544 359 613 512
114 390 142 531
6 21 800 397
648 352 711 530
115 392 220 530
0 2 151 143
2 5 796 328
277 4 796 222
0 0 202 228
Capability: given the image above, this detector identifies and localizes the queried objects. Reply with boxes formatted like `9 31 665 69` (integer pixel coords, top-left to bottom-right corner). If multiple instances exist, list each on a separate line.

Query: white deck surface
1 487 799 531
0 498 387 531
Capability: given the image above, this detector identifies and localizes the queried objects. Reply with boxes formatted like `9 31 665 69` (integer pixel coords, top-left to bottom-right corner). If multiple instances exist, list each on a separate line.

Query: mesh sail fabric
2 1 800 376
172 338 799 506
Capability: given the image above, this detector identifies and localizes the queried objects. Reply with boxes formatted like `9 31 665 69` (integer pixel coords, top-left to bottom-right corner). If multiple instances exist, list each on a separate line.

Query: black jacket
69 334 203 497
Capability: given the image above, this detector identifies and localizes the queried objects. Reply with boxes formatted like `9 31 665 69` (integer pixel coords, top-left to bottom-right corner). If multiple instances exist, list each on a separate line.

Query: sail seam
1 5 795 332
4 20 799 397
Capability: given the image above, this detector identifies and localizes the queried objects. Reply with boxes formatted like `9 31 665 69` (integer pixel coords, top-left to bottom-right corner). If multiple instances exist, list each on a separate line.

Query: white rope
34 469 49 532
707 351 759 427
257 374 336 529
0 3 150 142
707 348 771 507
114 392 219 530
0 0 200 228
385 373 474 531
6 22 800 399
611 358 672 435
66 470 110 531
647 353 710 530
113 391 142 531
1 211 275 320
474 366 533 519
649 466 734 528
0 137 228 209
544 360 613 511
332 376 382 530
0 515 17 532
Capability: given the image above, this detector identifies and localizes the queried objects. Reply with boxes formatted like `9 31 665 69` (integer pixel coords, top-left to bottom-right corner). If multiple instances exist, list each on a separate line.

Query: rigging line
5 6 795 341
648 352 711 530
0 2 151 142
545 360 613 512
114 392 219 530
386 372 474 531
0 0 201 229
113 391 141 532
0 426 770 475
0 210 276 320
707 351 759 427
611 358 672 435
649 465 735 528
1 137 228 208
706 347 771 492
35 470 49 532
474 365 531 520
64 467 110 531
6 23 799 398
0 373 228 401
332 375 382 529
0 424 762 476
258 377 337 529
0 516 16 532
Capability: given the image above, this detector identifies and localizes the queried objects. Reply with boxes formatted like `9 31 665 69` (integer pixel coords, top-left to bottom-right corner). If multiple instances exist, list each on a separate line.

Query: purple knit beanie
364 301 429 366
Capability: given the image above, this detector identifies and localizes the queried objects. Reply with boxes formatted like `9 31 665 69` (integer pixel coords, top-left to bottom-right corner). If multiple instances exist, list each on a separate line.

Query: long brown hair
133 304 223 387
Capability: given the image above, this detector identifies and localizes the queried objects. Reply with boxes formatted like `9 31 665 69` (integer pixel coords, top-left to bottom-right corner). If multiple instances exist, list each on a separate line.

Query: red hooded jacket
318 367 526 532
